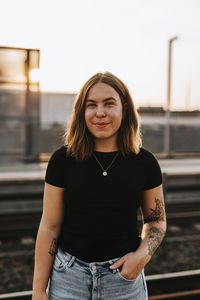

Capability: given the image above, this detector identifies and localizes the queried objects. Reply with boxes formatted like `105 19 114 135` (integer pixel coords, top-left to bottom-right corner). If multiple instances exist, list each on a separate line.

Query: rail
0 269 200 300
0 172 200 237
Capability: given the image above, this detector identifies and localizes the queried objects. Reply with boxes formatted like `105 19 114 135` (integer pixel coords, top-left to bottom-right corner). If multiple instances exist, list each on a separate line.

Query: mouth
94 122 110 128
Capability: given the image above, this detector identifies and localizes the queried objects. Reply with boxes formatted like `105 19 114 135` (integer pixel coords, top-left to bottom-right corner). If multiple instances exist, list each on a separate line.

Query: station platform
0 157 200 181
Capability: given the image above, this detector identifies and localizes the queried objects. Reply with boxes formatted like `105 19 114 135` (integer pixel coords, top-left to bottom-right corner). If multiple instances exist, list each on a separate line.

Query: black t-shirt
45 146 162 262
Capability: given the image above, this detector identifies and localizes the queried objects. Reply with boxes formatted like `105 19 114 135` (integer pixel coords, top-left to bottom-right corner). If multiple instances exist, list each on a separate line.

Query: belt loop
108 257 119 274
108 259 114 265
67 256 76 267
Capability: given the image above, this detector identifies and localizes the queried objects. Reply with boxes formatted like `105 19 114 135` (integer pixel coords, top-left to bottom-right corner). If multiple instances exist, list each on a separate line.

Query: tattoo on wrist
147 227 165 256
144 198 165 223
48 238 58 256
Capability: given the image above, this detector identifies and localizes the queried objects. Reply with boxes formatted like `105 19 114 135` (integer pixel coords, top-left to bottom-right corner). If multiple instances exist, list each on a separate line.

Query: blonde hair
65 71 142 160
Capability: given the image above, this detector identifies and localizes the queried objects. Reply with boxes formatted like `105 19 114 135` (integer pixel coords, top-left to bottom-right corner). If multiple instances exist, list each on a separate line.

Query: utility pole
164 36 179 156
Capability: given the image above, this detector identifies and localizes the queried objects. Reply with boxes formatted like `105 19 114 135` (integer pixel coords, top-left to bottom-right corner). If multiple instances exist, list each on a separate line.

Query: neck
94 139 118 152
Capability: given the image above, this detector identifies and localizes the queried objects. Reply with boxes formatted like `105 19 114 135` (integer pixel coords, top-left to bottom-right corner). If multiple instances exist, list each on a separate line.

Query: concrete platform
0 162 47 181
159 158 200 175
0 157 200 181
0 157 199 234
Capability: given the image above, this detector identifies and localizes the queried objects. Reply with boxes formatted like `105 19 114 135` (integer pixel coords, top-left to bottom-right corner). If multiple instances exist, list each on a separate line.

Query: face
84 82 123 146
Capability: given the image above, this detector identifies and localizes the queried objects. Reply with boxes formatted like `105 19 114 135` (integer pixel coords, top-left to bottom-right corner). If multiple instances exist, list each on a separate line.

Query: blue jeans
48 248 148 300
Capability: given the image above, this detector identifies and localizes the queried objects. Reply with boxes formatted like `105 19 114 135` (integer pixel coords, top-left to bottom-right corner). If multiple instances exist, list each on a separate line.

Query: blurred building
0 46 40 160
0 89 200 160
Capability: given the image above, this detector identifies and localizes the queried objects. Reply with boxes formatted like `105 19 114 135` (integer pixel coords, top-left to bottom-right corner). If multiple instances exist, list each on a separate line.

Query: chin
94 135 109 139
92 132 110 139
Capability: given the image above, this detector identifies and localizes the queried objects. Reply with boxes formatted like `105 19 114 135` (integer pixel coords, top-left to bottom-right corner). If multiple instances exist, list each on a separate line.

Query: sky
0 0 200 110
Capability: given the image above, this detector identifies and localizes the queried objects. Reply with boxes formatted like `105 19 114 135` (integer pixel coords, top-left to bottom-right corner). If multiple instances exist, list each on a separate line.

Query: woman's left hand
109 251 148 280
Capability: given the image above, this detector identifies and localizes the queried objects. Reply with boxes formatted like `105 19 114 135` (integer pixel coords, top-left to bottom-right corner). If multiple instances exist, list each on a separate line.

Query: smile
94 123 110 128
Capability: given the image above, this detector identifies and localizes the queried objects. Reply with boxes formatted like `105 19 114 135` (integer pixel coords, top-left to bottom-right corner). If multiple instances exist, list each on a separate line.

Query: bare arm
32 183 64 299
110 184 167 279
140 184 167 258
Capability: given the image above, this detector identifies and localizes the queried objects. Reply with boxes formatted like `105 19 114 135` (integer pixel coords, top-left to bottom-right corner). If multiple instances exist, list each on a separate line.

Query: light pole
164 36 179 156
24 48 40 161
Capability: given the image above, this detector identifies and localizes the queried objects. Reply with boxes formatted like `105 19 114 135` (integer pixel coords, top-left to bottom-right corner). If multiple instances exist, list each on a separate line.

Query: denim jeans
48 248 148 300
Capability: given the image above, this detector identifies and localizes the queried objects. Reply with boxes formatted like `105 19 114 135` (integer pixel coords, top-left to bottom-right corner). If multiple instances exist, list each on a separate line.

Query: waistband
58 248 121 268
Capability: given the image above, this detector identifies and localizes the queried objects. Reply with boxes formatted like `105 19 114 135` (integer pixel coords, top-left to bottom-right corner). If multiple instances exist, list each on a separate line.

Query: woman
32 72 166 300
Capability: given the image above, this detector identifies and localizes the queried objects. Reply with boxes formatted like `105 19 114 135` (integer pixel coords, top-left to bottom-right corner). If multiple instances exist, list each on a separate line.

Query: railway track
0 204 200 238
0 269 200 300
0 227 199 263
1 172 199 299
0 172 199 237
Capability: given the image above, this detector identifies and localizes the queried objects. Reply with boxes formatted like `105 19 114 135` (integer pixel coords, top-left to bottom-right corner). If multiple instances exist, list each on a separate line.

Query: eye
87 103 96 107
105 102 114 106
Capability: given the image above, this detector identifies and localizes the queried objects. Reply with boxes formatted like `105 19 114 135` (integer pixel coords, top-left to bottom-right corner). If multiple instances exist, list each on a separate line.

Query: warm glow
30 68 40 83
1 0 200 109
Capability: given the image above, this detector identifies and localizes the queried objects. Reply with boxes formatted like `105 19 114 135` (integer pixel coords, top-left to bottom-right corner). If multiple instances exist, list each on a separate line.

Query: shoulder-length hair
64 71 142 160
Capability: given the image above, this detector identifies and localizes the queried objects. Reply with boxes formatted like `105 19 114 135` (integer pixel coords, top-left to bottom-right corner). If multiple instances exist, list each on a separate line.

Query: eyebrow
86 97 117 103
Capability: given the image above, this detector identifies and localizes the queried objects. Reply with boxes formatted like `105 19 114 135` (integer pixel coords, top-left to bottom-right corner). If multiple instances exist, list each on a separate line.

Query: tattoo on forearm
144 198 165 223
147 227 165 256
48 238 58 256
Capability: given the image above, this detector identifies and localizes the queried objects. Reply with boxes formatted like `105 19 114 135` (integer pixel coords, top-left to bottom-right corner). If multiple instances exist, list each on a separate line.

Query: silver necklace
92 151 119 176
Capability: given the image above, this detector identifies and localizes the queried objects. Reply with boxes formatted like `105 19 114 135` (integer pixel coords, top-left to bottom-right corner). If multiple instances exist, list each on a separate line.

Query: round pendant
103 171 107 176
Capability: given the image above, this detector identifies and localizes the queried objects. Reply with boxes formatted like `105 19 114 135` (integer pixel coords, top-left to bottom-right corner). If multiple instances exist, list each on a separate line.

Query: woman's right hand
32 291 49 300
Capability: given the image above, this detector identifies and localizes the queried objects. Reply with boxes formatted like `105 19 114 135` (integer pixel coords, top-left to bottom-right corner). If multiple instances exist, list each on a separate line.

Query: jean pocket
53 251 71 272
116 266 137 282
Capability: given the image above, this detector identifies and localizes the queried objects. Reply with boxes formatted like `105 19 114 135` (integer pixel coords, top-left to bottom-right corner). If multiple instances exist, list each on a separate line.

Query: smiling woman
65 72 141 160
32 71 166 300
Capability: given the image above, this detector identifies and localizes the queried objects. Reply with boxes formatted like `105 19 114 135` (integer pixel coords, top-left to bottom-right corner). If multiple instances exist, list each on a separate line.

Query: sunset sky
0 0 200 110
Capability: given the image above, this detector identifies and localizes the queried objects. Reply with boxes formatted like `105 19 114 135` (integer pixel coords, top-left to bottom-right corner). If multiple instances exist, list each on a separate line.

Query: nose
96 106 106 117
